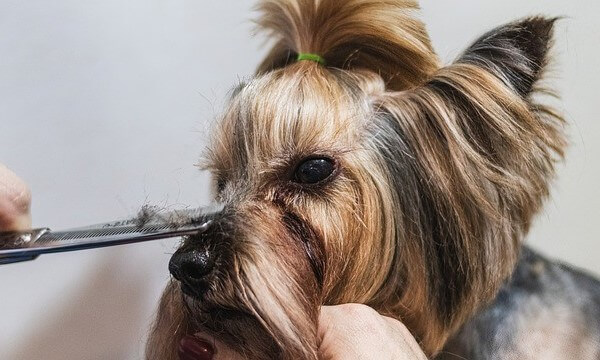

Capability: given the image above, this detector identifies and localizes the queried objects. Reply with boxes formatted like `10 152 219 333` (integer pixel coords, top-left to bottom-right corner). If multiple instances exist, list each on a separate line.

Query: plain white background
0 1 598 359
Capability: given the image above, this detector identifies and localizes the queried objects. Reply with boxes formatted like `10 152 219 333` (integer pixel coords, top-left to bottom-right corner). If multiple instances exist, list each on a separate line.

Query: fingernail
179 335 214 360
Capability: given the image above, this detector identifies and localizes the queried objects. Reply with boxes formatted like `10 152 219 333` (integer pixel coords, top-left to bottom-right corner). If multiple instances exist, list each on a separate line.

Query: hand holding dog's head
147 1 565 359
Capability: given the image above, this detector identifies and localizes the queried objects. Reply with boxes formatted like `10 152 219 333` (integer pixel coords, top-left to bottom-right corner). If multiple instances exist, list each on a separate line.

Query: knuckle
339 303 385 331
13 186 32 212
384 315 412 336
339 303 378 318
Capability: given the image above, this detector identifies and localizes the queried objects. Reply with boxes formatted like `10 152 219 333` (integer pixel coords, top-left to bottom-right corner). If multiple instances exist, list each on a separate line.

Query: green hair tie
296 52 326 65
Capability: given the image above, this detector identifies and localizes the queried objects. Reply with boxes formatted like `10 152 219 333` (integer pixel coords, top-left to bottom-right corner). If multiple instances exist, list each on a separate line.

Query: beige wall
0 1 597 358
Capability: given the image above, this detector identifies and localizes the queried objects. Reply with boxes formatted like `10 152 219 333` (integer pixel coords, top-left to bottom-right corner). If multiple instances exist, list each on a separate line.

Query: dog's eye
294 158 336 184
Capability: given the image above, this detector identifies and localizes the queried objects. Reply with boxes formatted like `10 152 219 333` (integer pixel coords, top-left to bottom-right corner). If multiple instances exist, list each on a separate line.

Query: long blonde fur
147 2 565 359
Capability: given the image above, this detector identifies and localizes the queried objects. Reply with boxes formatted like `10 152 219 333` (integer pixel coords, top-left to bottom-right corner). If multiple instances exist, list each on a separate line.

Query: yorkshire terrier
145 0 600 359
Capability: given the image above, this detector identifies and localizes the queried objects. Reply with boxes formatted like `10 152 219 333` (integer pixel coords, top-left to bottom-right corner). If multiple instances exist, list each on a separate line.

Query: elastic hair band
296 53 326 65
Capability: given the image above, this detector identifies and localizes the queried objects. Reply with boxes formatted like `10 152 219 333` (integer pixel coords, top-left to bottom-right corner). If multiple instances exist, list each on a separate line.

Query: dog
145 1 600 359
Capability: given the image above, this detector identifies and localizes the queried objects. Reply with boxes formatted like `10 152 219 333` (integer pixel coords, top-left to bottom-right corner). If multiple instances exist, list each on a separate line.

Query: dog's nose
169 247 216 288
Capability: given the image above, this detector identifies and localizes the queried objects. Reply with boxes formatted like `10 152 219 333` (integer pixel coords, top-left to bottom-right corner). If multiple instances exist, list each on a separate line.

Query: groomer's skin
0 164 427 360
318 304 427 360
193 304 427 359
0 164 31 231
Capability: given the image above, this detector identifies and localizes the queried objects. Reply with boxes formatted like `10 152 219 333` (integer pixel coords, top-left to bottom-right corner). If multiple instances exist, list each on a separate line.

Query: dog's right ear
254 0 439 90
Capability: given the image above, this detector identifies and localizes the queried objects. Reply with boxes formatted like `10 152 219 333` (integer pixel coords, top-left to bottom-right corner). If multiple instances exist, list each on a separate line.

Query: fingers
381 316 428 360
318 304 428 360
0 164 32 231
319 304 375 359
167 305 427 360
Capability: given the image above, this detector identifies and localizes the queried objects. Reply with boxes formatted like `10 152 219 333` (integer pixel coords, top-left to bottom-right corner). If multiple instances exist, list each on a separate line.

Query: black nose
169 247 216 290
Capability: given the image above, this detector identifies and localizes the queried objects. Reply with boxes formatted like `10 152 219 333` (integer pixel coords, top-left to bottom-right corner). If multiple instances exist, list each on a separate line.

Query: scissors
0 207 213 265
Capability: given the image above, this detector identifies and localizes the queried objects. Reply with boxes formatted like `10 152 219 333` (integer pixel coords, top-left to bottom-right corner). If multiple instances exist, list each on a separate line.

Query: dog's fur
146 1 600 359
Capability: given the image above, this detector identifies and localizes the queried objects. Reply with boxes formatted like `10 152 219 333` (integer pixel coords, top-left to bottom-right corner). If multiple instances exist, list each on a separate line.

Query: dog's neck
438 246 600 359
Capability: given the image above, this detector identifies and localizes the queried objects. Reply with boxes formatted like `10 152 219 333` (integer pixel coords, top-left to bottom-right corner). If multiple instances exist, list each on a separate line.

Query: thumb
0 164 32 231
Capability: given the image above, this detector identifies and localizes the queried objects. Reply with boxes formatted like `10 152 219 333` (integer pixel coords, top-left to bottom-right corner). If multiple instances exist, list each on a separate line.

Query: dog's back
442 247 600 359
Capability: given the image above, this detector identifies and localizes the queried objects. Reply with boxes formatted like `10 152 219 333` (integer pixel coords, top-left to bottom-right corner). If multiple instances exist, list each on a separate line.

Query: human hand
0 163 31 231
179 304 427 360
318 304 427 360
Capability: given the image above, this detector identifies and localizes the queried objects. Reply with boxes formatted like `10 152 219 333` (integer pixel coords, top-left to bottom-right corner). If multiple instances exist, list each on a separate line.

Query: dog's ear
373 18 566 352
254 0 439 90
379 16 565 227
459 16 557 97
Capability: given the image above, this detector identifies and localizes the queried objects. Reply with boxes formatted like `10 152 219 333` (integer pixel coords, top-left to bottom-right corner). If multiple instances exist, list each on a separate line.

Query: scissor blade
37 222 208 252
0 207 214 264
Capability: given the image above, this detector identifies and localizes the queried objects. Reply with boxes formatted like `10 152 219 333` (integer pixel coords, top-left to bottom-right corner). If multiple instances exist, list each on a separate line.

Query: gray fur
439 247 600 360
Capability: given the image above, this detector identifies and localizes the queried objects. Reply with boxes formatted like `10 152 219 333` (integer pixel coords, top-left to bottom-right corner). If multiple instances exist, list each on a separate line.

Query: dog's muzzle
169 243 215 287
169 211 225 298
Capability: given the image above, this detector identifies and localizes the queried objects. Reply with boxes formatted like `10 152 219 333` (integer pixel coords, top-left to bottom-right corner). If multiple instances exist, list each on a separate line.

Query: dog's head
147 1 566 359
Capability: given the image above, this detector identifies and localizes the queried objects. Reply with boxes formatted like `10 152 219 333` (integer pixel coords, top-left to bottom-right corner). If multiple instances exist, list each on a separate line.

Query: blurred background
0 0 598 358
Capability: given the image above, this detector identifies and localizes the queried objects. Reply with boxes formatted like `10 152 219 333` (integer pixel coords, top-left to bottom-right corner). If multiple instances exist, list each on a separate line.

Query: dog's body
145 1 600 359
441 247 600 359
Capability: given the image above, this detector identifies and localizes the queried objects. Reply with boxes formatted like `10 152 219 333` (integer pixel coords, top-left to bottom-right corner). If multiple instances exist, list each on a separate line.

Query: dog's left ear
459 16 557 97
374 17 566 353
378 16 565 226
